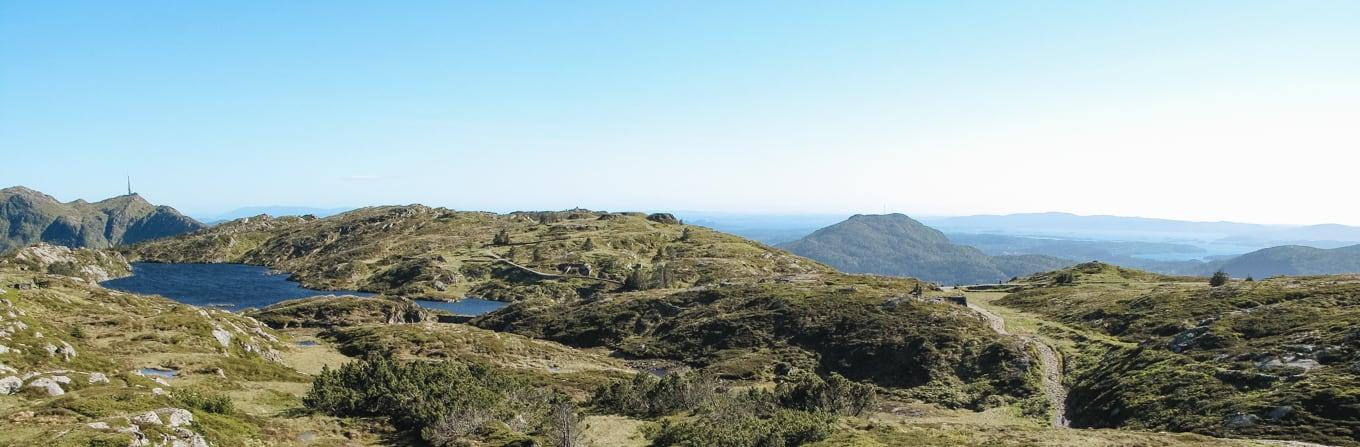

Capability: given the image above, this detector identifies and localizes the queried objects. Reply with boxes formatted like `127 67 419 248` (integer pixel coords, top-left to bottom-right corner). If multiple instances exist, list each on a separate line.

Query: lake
100 263 509 316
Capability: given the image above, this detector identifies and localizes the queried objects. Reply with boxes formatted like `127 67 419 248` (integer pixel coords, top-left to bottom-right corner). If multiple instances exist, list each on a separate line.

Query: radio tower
127 176 133 195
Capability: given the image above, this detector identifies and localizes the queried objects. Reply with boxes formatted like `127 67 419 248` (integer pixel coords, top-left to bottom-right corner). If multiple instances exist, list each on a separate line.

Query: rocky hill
780 214 1074 284
129 207 833 300
0 186 204 254
995 262 1360 446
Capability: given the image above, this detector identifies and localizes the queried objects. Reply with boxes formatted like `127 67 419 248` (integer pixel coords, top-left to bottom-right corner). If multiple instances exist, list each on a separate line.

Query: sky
2 1 1358 224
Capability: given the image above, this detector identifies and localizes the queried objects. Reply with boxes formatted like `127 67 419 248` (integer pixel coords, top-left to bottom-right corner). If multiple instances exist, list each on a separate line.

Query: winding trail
968 302 1070 428
482 250 625 286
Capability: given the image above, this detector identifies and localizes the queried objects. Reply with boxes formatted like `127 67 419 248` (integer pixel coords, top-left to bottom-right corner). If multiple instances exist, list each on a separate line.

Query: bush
46 261 81 277
775 371 877 417
305 356 557 445
1210 270 1230 287
493 229 512 246
649 408 833 447
592 372 717 417
177 389 235 414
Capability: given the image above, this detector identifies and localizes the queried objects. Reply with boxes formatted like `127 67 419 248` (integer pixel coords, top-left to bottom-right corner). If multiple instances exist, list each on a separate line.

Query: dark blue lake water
416 299 511 316
100 263 509 316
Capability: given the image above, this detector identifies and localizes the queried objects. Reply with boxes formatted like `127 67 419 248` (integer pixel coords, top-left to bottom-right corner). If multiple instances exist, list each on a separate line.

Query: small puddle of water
139 367 178 378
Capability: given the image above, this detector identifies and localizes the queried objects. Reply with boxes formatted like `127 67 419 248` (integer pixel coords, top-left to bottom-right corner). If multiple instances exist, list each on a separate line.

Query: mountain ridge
0 186 205 253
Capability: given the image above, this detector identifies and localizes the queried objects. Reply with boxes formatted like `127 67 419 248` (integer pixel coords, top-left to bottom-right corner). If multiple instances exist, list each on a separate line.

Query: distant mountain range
0 186 204 253
780 212 1360 283
920 212 1360 249
779 214 1073 284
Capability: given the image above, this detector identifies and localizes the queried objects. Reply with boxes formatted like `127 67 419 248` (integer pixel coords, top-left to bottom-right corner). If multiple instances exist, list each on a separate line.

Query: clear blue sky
3 1 1358 223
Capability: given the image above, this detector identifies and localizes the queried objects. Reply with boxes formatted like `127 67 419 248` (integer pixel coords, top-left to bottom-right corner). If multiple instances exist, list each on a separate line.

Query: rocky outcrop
247 295 430 328
26 376 66 396
646 213 680 224
0 375 20 394
4 243 132 282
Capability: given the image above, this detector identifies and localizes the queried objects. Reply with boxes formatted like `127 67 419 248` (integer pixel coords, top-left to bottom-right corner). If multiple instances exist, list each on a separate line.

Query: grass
986 263 1360 446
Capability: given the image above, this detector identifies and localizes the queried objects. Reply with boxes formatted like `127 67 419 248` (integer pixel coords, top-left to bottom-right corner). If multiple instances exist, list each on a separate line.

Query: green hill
1207 244 1360 278
129 206 832 300
0 186 204 254
780 214 1074 284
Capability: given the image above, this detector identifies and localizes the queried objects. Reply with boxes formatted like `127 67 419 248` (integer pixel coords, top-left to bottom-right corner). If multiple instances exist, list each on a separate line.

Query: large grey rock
88 372 110 384
159 407 194 427
211 327 232 347
131 410 162 426
26 377 65 396
0 376 21 394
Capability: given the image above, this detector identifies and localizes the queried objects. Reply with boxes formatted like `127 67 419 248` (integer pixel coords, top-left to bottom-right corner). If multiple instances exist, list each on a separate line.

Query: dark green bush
775 371 877 417
305 356 565 445
177 389 235 414
649 408 834 447
591 372 717 417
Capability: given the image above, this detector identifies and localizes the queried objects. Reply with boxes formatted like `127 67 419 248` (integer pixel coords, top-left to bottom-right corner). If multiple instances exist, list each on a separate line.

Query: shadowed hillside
0 186 204 254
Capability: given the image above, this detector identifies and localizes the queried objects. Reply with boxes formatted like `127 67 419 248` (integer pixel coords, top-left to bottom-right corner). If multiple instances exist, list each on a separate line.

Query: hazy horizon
4 2 1357 224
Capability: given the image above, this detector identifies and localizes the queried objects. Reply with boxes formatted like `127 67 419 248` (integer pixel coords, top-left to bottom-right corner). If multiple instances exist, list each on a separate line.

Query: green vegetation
475 277 1039 407
247 295 431 328
779 214 1073 285
305 356 568 446
129 206 828 300
1210 269 1230 286
590 370 875 447
998 262 1360 446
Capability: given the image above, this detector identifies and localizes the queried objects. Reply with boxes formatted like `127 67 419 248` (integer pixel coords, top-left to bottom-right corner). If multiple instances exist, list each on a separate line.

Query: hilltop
128 206 832 300
780 214 1073 284
0 186 204 254
1205 244 1360 278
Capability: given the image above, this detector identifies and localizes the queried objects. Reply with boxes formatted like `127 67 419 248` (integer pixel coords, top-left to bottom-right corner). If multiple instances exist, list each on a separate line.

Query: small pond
101 263 508 316
415 298 510 316
139 367 178 379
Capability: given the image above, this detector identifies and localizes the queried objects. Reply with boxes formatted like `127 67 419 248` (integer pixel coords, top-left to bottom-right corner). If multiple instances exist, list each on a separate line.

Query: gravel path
968 303 1069 428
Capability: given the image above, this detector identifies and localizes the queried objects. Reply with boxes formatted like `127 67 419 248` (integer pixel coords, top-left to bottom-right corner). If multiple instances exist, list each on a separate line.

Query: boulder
26 377 65 396
0 376 21 395
88 372 110 384
211 327 232 347
171 428 210 447
1225 413 1260 428
159 408 194 427
131 410 163 426
646 213 680 225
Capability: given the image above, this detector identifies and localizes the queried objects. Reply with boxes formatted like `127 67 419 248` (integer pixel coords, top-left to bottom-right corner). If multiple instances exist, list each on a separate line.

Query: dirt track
968 303 1069 428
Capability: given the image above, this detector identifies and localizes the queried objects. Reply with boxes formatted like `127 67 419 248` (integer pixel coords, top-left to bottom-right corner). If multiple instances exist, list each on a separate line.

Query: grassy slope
995 262 1360 446
0 267 378 446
